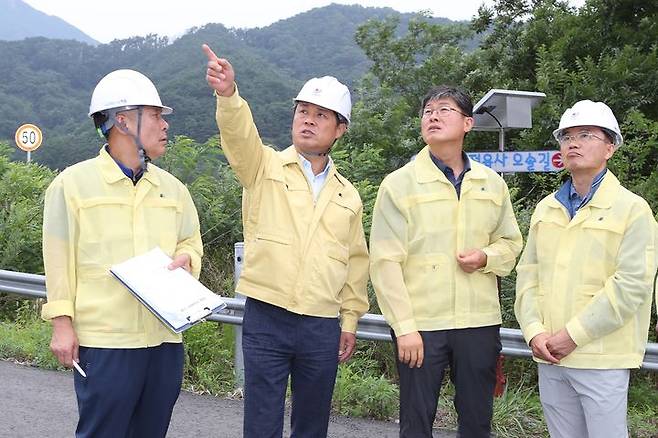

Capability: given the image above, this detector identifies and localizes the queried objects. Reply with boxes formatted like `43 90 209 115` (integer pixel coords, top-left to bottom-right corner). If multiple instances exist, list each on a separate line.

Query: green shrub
333 348 399 419
182 321 236 396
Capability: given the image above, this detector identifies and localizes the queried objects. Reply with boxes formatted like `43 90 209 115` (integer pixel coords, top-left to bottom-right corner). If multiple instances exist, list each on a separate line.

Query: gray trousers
538 364 630 438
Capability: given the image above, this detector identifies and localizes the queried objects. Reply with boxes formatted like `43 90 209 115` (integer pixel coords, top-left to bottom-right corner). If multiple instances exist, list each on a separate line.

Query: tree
157 135 243 291
472 0 658 209
334 0 658 324
0 142 55 273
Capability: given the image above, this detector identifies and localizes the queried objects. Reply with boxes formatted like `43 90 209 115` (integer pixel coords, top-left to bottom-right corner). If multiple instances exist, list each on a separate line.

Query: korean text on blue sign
467 150 564 173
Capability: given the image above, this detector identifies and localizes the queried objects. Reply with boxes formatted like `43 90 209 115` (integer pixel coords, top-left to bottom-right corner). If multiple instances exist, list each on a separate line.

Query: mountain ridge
0 3 471 170
0 0 98 44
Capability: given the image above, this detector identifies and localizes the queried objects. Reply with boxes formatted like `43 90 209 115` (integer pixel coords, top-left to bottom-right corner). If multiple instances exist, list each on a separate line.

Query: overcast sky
23 0 499 43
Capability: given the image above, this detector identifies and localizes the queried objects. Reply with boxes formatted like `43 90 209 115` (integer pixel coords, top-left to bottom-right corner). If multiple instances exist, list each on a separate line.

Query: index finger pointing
202 43 219 62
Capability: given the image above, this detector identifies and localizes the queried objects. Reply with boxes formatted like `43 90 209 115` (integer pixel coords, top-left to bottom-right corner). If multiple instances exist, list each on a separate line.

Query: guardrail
1 267 656 371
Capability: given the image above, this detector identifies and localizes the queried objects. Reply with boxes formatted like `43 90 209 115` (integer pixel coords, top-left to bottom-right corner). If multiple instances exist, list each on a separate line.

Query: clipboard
110 247 226 333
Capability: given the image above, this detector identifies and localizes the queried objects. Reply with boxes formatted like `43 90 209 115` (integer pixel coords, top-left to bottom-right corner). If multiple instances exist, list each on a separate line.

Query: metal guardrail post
233 242 245 388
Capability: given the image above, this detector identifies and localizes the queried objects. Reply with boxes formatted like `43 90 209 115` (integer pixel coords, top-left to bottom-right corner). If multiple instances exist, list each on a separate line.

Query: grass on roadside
628 372 658 437
182 321 236 396
0 305 61 370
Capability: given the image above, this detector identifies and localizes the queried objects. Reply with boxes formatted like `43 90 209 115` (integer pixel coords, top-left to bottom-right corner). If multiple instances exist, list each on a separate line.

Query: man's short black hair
420 85 473 118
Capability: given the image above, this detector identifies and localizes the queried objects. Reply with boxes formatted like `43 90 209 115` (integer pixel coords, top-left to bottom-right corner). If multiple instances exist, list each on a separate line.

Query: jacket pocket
408 191 455 235
468 189 503 205
327 242 349 265
581 216 625 234
403 253 452 318
579 217 625 283
535 218 564 262
323 194 358 244
318 241 350 299
143 198 179 252
254 232 292 245
243 232 294 292
581 216 625 247
469 270 501 315
574 285 603 354
75 275 141 333
78 197 133 251
464 190 504 239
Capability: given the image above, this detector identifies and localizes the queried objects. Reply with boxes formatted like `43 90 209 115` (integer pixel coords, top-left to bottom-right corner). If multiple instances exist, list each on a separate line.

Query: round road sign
551 152 564 169
15 124 43 152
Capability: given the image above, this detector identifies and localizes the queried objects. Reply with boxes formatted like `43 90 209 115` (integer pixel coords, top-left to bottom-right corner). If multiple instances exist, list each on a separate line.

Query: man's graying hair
420 85 473 118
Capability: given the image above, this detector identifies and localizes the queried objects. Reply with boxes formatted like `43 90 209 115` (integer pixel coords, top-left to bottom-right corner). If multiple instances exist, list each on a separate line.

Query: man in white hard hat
515 100 657 437
370 85 523 437
42 69 203 438
202 44 368 437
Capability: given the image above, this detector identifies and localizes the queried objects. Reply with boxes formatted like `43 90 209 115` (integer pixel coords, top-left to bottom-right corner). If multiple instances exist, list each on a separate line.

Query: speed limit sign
15 123 43 152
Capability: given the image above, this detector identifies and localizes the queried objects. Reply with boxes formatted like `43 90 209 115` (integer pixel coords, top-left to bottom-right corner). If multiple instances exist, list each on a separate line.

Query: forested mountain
239 6 456 88
0 4 465 170
0 0 97 44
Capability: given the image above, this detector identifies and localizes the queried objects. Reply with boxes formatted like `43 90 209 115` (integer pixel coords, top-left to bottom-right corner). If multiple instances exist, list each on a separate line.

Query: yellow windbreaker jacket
370 146 523 335
215 90 369 333
41 147 203 348
515 171 657 369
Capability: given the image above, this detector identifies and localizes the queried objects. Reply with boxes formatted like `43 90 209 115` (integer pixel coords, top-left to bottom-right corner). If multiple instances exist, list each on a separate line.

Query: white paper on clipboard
110 247 226 333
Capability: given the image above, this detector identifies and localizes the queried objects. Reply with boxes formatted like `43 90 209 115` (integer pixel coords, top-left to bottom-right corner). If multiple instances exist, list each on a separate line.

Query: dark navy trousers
393 326 501 438
74 342 184 438
242 297 341 438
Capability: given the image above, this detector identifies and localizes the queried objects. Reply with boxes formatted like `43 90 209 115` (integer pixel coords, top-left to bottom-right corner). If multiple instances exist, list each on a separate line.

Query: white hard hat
294 76 351 123
553 100 623 147
88 69 172 117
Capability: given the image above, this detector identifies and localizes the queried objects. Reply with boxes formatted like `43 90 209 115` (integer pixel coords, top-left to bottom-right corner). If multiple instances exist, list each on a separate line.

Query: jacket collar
414 145 487 184
585 170 619 209
282 144 345 187
97 145 161 187
546 170 619 210
281 145 299 165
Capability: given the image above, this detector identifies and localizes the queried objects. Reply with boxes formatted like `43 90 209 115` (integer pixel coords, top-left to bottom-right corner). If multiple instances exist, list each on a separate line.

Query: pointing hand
202 44 236 97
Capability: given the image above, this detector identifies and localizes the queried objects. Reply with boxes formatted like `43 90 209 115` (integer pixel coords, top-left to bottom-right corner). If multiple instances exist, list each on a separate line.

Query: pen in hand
72 360 87 378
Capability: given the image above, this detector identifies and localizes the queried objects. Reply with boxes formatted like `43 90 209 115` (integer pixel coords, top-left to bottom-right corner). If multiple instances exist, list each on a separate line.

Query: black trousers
392 325 501 438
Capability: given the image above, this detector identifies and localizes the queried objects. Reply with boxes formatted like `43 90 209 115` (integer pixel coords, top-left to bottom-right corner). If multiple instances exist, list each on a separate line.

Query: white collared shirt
298 154 332 201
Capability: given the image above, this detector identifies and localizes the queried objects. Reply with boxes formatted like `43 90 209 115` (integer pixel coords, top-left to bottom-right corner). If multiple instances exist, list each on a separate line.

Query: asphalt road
0 360 455 437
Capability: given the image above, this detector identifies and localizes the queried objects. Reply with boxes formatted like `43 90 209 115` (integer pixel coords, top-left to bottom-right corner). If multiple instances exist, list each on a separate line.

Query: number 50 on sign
15 124 43 152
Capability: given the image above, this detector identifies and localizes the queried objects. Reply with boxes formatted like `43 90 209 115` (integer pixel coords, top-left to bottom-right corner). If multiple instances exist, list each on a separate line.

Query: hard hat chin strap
113 106 150 173
134 107 150 173
297 137 339 158
299 148 331 158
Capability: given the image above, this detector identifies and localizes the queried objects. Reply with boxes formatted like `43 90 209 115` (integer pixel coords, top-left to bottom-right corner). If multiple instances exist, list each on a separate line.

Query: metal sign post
470 89 548 395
